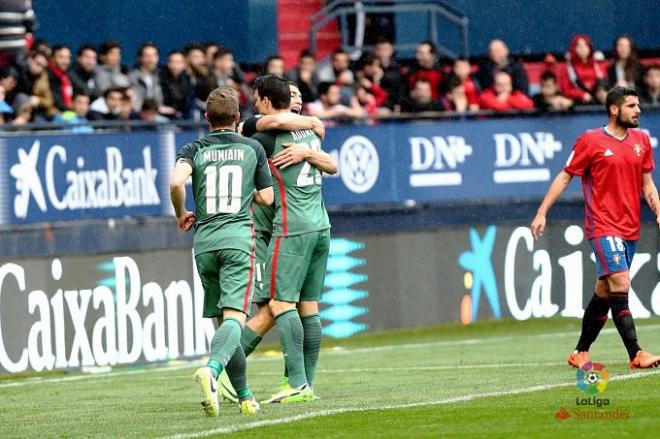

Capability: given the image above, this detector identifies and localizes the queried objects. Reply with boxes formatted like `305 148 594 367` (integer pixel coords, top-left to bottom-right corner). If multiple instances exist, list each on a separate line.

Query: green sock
208 318 242 378
240 326 263 357
275 309 307 388
301 314 322 387
225 344 252 400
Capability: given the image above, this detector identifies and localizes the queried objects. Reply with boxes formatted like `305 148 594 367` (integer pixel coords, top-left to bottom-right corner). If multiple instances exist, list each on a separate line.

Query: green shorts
195 248 255 318
253 229 272 304
264 229 331 303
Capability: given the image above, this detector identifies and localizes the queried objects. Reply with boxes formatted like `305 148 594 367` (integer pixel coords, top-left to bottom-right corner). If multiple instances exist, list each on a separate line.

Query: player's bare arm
642 172 660 228
169 160 195 231
272 141 338 174
531 170 573 240
256 112 326 139
253 187 274 206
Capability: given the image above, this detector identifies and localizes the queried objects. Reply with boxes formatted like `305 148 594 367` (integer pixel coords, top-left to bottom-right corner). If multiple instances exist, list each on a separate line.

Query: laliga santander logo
577 362 609 395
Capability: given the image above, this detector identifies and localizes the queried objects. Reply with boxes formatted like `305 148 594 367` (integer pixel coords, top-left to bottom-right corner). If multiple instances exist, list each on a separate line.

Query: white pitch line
2 323 659 389
0 363 196 389
159 369 660 439
145 360 632 380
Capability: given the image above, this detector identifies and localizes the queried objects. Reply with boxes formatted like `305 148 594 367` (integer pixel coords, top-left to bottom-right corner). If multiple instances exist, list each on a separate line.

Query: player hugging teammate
170 76 337 416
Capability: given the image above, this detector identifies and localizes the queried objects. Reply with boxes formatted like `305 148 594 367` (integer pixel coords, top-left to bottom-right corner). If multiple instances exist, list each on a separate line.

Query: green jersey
252 128 330 237
176 129 272 255
242 115 275 233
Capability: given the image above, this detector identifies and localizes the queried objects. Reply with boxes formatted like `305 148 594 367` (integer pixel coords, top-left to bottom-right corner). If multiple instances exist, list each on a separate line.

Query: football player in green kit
169 86 273 416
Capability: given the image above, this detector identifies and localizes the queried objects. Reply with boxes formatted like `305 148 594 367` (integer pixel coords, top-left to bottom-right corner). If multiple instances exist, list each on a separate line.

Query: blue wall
32 0 277 64
396 0 659 57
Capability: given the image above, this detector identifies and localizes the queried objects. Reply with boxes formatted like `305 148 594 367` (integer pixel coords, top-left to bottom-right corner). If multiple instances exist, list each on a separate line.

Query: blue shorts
589 236 637 279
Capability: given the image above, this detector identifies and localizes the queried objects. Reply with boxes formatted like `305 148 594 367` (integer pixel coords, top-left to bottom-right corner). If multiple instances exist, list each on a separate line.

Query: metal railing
309 0 469 59
3 104 660 135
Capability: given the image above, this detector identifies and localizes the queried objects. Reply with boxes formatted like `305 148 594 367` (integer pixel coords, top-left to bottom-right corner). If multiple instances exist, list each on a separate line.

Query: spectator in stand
305 81 364 122
68 44 100 100
400 79 444 113
479 71 534 112
0 84 15 123
608 34 644 90
264 55 285 77
53 91 93 132
160 49 192 119
16 50 57 118
211 47 251 115
533 71 574 112
48 45 73 112
89 86 127 120
439 76 471 113
95 41 130 93
128 42 165 113
355 77 389 118
0 0 36 69
403 40 443 100
476 39 529 95
444 58 480 111
317 48 354 83
286 49 319 103
640 65 660 105
185 43 215 105
203 41 220 67
374 37 403 108
32 39 51 58
139 98 170 124
559 34 607 105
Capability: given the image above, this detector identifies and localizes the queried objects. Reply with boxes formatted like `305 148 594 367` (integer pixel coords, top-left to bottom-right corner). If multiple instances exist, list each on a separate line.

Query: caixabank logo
457 225 660 324
554 362 631 421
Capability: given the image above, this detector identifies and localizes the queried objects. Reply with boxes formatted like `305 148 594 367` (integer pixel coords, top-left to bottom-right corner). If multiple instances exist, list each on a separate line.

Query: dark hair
444 76 462 93
299 49 315 60
51 44 70 55
266 55 284 65
77 44 96 57
316 81 336 96
206 86 239 126
358 52 378 71
605 86 638 115
28 50 49 61
540 71 557 82
141 98 159 112
418 40 437 55
254 75 291 109
647 64 660 73
265 55 285 74
374 36 393 45
104 86 127 99
137 42 159 58
613 34 640 83
213 48 233 61
331 49 348 59
73 91 90 100
99 41 121 56
184 43 204 55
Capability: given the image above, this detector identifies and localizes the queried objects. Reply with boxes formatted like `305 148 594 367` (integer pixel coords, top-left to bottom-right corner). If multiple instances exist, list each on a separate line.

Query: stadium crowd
0 3 658 128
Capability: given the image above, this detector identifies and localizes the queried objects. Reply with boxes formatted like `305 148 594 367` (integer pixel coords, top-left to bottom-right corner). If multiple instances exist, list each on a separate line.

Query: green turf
1 317 660 438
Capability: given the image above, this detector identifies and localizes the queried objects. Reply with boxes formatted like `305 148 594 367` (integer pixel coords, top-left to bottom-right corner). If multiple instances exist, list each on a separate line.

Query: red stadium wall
277 0 341 68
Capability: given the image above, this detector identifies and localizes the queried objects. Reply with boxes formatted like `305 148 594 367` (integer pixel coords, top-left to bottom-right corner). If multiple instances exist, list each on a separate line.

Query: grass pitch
2 317 660 438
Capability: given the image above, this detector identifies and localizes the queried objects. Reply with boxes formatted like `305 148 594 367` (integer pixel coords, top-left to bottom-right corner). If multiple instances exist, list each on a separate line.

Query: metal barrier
309 0 470 59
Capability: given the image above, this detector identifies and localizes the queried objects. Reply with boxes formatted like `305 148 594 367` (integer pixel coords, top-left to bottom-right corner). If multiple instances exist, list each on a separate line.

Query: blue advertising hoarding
320 113 660 205
0 132 174 224
1 113 659 224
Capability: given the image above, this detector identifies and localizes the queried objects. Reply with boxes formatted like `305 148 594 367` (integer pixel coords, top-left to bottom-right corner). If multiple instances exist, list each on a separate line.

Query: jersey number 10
205 165 243 214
